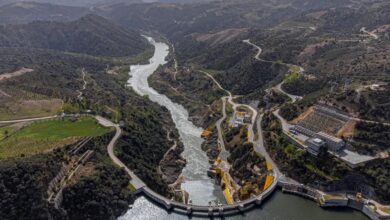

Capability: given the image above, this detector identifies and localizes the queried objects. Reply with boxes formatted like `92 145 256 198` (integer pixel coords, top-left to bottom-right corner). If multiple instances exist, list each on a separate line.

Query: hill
0 14 150 57
0 0 141 7
0 2 89 24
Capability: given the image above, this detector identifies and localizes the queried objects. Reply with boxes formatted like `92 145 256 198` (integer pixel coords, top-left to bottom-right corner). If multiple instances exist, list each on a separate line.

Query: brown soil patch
193 28 249 46
298 41 329 60
0 89 11 98
373 24 390 34
0 67 34 82
337 119 357 138
0 99 63 120
306 10 327 19
70 162 96 183
106 66 120 75
290 106 314 124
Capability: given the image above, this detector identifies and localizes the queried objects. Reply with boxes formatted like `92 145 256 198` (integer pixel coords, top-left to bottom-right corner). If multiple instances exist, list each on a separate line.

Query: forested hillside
0 6 180 219
0 14 150 57
0 2 89 24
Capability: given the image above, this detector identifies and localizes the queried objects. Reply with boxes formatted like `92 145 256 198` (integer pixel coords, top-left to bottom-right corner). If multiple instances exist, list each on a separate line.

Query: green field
0 125 17 141
0 117 111 159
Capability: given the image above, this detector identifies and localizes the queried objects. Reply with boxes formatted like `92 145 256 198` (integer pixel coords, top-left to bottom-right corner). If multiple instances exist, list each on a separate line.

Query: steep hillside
0 34 179 220
0 0 141 7
0 14 150 57
0 2 89 24
101 0 373 39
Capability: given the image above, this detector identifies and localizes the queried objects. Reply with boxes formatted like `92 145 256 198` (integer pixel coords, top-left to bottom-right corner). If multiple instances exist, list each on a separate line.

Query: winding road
243 39 271 63
244 39 303 103
0 115 59 125
360 27 379 40
0 114 146 189
77 69 87 100
96 116 146 190
215 96 229 160
199 69 281 180
274 81 302 103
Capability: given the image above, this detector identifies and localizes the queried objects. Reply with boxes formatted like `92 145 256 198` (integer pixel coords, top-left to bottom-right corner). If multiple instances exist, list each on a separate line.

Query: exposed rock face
159 142 186 184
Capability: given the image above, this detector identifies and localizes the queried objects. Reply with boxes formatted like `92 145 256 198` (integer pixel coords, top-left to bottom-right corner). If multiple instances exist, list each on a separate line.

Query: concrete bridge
101 113 280 216
133 176 279 217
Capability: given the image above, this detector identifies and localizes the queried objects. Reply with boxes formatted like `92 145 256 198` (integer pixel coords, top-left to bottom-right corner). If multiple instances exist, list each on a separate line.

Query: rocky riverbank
159 139 186 184
148 63 224 128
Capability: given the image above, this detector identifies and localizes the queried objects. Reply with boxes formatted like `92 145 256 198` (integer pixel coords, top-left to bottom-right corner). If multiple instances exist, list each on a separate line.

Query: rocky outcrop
159 142 186 184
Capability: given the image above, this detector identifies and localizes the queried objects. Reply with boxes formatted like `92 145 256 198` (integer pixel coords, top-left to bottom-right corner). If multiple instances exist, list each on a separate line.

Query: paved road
200 70 281 179
255 113 281 176
360 27 379 39
243 39 272 63
274 81 302 103
215 96 230 160
96 116 146 190
0 115 59 124
244 39 303 103
354 118 390 126
77 69 87 100
0 114 146 190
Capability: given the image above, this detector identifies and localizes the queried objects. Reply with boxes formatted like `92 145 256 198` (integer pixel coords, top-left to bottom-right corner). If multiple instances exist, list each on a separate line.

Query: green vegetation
127 183 136 193
0 0 389 217
0 151 63 220
284 72 299 83
0 14 150 57
62 164 132 220
0 133 133 220
262 113 349 183
228 142 267 200
349 121 390 155
0 117 110 159
262 112 390 203
358 159 390 203
279 103 304 121
16 117 109 139
0 6 181 218
0 125 16 141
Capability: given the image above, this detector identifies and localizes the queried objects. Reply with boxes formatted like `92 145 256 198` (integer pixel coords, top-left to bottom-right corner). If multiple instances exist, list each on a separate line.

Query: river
126 36 225 205
121 37 368 220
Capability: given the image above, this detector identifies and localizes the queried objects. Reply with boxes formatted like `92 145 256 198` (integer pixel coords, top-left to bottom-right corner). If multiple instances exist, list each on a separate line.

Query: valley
0 0 389 219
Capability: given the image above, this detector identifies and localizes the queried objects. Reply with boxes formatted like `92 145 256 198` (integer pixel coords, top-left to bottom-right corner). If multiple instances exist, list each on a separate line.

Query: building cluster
291 104 350 156
232 111 252 127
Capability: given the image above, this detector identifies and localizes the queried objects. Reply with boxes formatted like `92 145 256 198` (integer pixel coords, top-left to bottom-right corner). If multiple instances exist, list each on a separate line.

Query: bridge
101 113 281 216
133 176 279 217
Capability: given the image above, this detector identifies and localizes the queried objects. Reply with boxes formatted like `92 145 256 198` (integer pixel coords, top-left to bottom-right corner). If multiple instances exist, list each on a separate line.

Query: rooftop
313 138 323 144
317 131 344 143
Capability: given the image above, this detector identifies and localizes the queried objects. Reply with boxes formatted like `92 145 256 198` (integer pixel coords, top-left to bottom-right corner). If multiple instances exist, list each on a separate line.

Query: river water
126 36 225 205
121 37 368 220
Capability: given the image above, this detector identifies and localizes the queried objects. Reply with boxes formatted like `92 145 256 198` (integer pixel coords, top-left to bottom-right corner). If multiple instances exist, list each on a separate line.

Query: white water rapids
125 36 224 205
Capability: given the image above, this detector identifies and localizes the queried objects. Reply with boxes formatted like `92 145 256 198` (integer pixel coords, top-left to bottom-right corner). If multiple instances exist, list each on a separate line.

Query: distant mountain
0 2 89 24
100 0 360 40
0 14 150 57
0 0 142 7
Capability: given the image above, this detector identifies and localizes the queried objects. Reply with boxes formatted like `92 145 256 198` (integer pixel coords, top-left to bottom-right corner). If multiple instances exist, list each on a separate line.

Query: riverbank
127 36 225 205
119 36 386 219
